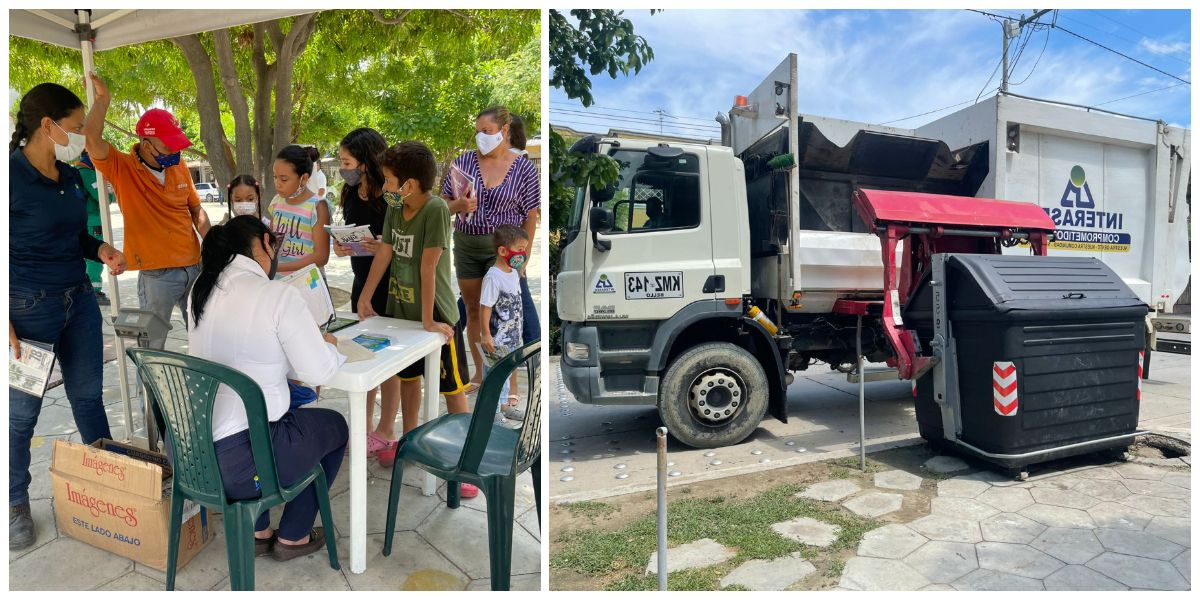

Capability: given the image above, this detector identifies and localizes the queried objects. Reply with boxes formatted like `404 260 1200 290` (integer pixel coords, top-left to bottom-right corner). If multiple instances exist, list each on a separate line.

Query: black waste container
904 254 1148 470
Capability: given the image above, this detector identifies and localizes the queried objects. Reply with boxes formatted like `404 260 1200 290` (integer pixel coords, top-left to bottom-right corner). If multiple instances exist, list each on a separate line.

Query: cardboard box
50 439 213 571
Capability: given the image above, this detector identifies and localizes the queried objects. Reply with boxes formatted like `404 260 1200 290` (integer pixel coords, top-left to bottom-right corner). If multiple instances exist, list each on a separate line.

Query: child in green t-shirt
357 141 476 495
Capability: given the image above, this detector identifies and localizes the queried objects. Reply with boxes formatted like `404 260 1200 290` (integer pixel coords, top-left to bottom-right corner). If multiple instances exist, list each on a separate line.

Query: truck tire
658 342 769 448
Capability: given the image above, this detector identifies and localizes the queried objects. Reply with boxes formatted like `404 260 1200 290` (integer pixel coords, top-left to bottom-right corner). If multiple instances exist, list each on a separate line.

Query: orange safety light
734 95 749 108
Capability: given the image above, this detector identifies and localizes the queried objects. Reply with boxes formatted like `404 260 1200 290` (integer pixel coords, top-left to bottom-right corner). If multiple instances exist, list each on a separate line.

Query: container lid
947 254 1147 311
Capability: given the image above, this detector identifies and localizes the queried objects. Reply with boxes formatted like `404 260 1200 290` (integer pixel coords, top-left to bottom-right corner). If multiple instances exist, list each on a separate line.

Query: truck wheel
658 342 769 448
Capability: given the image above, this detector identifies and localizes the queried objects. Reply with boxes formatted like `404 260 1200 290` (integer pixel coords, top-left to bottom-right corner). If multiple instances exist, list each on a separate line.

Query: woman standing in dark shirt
8 83 127 551
332 127 401 460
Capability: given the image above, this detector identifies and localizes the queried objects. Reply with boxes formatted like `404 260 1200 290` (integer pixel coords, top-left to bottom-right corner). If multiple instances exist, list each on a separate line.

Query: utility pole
653 109 666 135
1000 9 1053 93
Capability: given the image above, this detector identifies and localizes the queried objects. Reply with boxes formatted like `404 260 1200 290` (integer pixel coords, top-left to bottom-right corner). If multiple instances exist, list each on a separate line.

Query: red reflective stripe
994 398 1018 415
993 380 1017 396
993 363 1016 378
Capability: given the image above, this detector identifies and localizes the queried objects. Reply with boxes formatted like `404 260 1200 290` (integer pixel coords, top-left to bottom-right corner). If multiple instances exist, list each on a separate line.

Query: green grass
552 483 880 590
827 557 846 578
561 500 617 520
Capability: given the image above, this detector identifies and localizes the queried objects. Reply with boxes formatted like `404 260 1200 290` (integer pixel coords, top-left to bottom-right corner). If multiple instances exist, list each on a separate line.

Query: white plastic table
323 315 445 574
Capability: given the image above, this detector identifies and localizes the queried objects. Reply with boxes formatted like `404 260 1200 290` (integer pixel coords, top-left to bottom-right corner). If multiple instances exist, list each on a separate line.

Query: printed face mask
383 191 404 209
505 249 528 271
52 121 87 163
233 202 258 216
340 167 362 187
475 130 504 156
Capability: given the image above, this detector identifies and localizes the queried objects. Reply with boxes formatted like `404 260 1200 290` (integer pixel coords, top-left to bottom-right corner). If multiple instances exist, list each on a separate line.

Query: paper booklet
336 339 376 363
9 339 57 398
277 264 335 330
449 163 476 223
323 224 377 257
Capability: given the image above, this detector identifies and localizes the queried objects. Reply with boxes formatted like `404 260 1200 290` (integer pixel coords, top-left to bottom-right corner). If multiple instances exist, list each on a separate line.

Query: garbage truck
555 53 1191 465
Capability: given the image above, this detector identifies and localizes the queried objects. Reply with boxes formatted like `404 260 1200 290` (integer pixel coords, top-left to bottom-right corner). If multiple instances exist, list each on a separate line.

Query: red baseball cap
136 108 192 152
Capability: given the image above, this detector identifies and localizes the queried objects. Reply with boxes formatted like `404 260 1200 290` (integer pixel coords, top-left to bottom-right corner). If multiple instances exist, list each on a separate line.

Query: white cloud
552 9 1191 135
1140 38 1189 55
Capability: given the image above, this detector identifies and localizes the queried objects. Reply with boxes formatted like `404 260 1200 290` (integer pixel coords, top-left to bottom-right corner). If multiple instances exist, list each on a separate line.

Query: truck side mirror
590 206 614 252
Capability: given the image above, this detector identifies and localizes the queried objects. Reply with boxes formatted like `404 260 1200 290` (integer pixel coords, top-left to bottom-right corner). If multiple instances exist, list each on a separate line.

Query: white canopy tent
11 9 315 448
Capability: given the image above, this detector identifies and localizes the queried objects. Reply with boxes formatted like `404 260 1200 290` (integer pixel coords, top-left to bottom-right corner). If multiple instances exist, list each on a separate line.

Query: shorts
398 319 470 395
452 231 497 280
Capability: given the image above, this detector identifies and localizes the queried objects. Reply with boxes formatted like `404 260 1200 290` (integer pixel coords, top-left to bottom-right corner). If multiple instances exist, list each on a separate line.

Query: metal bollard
656 426 668 591
857 314 866 472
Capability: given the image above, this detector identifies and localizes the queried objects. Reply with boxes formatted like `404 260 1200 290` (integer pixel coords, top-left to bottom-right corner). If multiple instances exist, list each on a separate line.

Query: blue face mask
156 151 182 168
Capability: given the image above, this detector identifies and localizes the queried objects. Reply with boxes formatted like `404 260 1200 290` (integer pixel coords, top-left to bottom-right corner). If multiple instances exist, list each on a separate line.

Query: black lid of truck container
945 254 1145 312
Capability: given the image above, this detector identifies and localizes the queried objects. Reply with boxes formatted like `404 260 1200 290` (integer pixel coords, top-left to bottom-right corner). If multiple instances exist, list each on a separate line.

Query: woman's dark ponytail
10 83 84 152
508 114 527 151
191 216 272 326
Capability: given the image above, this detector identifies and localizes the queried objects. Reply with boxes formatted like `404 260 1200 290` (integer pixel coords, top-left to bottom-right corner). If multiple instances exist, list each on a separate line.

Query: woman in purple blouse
442 106 540 392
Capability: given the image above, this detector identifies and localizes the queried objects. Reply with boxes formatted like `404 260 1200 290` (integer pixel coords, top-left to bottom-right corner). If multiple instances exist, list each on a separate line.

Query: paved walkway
11 204 543 591
836 459 1190 591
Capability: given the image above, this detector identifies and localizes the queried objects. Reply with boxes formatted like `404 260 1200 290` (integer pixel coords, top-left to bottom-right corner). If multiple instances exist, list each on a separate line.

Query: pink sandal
366 432 391 458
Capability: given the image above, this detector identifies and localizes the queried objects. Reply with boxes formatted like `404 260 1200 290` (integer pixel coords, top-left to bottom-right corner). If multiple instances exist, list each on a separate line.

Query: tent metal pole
78 8 135 445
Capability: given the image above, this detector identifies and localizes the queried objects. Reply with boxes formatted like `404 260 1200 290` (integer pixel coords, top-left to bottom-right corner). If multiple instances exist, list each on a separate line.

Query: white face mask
52 121 87 163
475 130 504 156
233 202 258 216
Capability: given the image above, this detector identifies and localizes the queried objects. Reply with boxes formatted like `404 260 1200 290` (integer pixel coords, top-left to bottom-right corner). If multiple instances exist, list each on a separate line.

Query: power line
1011 25 1052 87
879 92 996 126
551 108 721 133
1058 11 1191 67
551 118 718 140
549 100 719 125
550 111 722 135
1094 81 1189 107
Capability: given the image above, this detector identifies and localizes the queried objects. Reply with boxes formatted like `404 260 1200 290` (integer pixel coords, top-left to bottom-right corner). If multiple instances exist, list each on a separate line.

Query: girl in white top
187 215 347 561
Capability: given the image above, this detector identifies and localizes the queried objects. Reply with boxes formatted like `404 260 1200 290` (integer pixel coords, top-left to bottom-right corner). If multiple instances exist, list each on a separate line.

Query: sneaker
270 528 327 562
502 406 525 421
10 503 35 551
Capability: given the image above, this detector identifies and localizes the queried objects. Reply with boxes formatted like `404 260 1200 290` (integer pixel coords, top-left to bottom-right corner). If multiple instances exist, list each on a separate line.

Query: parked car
195 182 220 203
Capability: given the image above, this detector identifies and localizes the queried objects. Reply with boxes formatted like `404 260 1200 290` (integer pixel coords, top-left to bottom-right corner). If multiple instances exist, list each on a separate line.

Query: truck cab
558 137 787 446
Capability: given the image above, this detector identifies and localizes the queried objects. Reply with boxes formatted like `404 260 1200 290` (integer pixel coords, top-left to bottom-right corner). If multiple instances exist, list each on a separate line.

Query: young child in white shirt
479 225 529 420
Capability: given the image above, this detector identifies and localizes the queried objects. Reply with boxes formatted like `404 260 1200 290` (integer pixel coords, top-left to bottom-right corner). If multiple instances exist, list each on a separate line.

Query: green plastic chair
382 340 541 591
126 348 340 591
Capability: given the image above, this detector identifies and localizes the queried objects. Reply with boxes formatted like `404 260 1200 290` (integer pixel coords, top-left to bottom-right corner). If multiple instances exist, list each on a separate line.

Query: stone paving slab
903 541 977 584
1086 552 1190 590
1042 565 1128 591
936 477 990 499
1071 478 1131 502
874 469 922 491
976 487 1035 513
1143 515 1190 547
645 538 734 576
857 524 927 559
1029 527 1104 565
796 479 861 502
909 514 983 544
1171 550 1190 584
770 517 840 547
952 568 1043 591
1019 503 1097 529
923 455 969 474
839 557 931 591
979 513 1046 544
842 492 904 518
1086 501 1154 531
719 554 815 591
976 542 1064 579
930 496 999 521
1094 529 1185 560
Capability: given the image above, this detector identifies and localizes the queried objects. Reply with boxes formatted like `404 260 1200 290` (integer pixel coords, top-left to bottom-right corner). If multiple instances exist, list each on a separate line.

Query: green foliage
548 10 654 353
549 9 654 109
9 9 539 169
561 500 617 520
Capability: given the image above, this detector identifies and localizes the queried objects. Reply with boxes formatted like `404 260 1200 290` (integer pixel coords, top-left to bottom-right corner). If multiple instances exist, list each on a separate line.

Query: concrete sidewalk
10 204 544 591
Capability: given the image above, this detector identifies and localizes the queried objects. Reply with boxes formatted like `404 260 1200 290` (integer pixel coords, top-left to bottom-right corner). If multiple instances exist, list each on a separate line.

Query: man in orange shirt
82 73 210 349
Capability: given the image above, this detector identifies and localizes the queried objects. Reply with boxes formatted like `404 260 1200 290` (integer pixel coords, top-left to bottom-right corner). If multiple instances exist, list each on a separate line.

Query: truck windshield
599 149 701 233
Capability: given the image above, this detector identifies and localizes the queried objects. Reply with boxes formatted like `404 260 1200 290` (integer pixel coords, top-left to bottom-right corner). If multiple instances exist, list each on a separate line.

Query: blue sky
551 9 1191 139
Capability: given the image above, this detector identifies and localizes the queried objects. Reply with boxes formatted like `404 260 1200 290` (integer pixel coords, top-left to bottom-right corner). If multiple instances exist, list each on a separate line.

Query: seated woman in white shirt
187 215 348 562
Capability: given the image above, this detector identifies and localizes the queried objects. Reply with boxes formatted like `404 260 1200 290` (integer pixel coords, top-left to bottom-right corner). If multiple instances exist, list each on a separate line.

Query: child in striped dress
269 144 331 278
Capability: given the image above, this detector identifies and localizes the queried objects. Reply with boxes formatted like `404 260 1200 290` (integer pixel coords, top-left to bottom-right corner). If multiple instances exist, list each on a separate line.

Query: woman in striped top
443 106 540 391
268 144 331 277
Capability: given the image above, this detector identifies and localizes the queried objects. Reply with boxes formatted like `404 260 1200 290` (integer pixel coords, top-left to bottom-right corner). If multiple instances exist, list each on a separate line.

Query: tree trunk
271 15 318 163
213 28 253 175
172 34 236 194
252 22 278 202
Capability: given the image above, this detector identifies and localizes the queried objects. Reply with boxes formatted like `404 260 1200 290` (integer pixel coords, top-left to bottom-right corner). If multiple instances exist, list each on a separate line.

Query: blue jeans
214 408 348 541
519 275 540 346
9 283 112 506
137 264 200 349
482 357 513 413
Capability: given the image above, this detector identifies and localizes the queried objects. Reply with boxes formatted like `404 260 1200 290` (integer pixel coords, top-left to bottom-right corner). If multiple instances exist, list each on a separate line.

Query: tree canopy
9 9 540 198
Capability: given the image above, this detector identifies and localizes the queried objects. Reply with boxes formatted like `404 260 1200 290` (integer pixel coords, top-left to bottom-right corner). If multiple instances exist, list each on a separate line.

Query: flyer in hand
324 224 377 257
9 339 56 398
450 163 476 223
277 265 335 329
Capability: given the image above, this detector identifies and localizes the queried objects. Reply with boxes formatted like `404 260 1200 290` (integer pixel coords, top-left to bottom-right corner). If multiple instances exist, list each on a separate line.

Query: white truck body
731 54 1191 314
